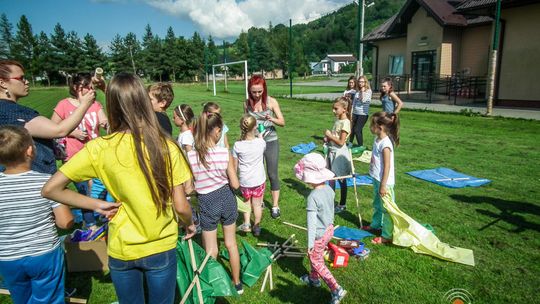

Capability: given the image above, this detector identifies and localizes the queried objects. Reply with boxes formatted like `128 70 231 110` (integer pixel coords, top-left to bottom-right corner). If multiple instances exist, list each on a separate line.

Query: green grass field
2 80 540 304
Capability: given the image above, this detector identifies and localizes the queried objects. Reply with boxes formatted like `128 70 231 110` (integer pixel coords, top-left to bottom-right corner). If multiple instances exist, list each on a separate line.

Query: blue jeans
0 246 65 304
75 181 96 227
109 248 177 304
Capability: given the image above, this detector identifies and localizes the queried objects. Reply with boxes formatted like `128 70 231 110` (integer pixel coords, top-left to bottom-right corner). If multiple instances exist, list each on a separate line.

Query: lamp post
356 0 374 77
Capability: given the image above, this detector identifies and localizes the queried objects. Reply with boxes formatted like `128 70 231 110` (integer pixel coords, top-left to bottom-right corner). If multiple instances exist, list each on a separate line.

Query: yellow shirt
60 133 191 260
330 118 351 148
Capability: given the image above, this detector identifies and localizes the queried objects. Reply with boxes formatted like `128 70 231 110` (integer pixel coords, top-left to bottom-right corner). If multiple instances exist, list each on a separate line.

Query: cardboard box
64 238 109 272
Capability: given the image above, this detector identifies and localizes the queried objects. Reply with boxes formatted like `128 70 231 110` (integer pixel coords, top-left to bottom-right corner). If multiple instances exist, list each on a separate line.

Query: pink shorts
240 183 266 200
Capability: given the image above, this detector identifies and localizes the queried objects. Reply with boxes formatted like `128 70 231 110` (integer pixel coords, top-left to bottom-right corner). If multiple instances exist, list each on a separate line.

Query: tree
163 27 178 81
109 34 131 73
140 25 162 80
206 35 219 73
65 31 84 73
0 14 13 59
11 15 35 79
189 32 205 81
50 23 70 82
81 33 106 72
124 32 141 75
32 31 54 85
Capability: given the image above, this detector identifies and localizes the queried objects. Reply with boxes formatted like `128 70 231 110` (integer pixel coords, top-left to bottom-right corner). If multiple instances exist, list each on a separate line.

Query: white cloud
144 0 350 39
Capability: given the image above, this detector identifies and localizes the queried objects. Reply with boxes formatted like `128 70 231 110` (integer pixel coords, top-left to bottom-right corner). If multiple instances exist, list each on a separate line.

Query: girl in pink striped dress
187 112 243 294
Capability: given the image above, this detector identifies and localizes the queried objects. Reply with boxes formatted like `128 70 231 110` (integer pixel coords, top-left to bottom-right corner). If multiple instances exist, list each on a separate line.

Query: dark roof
326 54 357 61
457 0 539 11
363 0 493 42
362 14 405 42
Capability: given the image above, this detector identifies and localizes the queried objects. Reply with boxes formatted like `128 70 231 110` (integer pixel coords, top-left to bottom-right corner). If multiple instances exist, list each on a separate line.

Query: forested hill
293 0 405 61
228 0 405 75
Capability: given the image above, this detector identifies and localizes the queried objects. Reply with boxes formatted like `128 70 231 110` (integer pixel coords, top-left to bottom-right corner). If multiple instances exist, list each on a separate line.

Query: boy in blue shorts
0 125 74 303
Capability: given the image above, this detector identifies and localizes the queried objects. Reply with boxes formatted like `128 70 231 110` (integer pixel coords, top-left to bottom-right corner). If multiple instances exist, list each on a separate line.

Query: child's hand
265 114 273 121
379 184 388 197
183 224 197 240
96 201 121 221
78 88 96 106
71 128 87 141
324 130 332 138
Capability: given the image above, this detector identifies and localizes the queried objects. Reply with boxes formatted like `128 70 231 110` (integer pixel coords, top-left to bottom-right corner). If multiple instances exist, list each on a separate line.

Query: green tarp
176 238 238 304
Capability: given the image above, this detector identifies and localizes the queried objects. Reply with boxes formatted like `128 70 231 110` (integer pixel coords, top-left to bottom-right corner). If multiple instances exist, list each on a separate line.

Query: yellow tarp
382 195 475 266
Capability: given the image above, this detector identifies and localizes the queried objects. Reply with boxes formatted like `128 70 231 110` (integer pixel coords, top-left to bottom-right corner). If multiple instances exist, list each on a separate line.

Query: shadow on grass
450 195 540 233
268 276 331 304
66 271 110 301
282 178 311 197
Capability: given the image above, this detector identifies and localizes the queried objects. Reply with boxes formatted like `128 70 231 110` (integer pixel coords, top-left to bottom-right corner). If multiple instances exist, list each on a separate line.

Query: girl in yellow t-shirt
324 97 353 214
43 73 196 304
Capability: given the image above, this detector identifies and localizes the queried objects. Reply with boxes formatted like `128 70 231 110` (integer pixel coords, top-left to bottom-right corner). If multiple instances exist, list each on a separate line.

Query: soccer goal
212 60 249 99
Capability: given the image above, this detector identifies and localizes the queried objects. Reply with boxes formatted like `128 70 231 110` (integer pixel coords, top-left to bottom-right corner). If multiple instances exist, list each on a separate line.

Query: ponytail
370 111 400 147
193 112 223 168
239 114 256 140
334 96 352 122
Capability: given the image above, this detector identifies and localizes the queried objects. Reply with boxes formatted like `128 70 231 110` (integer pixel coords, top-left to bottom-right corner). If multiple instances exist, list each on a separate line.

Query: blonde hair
148 83 174 109
358 75 371 91
193 112 223 169
239 114 256 140
333 96 352 121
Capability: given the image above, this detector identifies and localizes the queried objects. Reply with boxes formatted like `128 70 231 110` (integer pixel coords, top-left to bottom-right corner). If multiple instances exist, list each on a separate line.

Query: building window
389 55 404 75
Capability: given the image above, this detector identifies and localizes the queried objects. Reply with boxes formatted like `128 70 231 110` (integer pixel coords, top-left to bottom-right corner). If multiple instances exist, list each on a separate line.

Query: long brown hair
106 72 177 216
346 76 357 90
370 111 400 146
193 112 223 169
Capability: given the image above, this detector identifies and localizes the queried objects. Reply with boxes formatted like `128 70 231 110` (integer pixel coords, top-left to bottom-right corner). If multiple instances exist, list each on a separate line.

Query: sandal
371 237 392 245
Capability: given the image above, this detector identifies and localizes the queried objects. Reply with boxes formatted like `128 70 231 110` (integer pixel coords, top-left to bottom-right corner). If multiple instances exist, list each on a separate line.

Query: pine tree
163 27 177 81
109 34 130 73
141 25 162 80
65 31 84 73
189 32 204 81
11 15 35 79
32 31 54 85
50 23 70 82
0 14 13 59
124 32 141 75
81 33 106 72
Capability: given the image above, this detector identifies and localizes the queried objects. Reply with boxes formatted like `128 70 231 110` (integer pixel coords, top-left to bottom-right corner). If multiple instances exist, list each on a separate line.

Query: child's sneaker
252 224 261 237
237 223 251 232
330 286 347 304
235 282 244 295
300 274 321 288
271 207 281 219
334 205 346 213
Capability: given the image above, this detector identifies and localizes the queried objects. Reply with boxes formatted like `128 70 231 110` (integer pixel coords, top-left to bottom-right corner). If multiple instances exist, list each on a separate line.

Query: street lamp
356 0 375 77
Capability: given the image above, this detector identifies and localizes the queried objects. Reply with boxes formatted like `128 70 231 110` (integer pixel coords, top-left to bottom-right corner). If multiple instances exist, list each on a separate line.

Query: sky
3 0 352 50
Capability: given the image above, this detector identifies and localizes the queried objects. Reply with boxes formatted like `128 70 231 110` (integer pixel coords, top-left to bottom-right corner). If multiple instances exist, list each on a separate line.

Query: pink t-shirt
53 98 104 160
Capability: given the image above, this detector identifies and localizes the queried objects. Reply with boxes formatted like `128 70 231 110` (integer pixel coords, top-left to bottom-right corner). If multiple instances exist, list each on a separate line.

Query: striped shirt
352 89 372 116
0 171 61 261
187 147 230 194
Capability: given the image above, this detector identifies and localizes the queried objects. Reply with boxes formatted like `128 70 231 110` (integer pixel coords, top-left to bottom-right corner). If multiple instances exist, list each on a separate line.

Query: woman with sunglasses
0 60 95 174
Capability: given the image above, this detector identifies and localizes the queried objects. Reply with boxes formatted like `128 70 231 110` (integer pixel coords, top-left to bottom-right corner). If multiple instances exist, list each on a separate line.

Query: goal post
212 60 249 99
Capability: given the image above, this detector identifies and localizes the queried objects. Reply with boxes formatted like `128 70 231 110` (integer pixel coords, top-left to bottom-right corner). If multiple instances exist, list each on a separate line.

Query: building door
412 51 436 90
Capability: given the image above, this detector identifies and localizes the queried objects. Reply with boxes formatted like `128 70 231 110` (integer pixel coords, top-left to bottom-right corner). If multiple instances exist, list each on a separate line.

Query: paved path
289 92 540 120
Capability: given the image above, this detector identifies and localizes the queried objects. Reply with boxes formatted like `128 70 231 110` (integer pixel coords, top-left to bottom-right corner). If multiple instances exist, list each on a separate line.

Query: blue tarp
407 167 491 188
291 142 317 154
333 226 373 240
329 175 373 188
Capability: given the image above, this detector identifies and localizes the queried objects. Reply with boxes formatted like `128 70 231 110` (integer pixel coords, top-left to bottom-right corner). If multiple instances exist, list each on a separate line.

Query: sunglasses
7 75 28 83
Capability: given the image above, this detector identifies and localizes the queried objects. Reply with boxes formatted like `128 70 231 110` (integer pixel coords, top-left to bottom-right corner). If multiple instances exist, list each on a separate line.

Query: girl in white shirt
232 115 266 236
173 104 195 152
367 111 400 244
